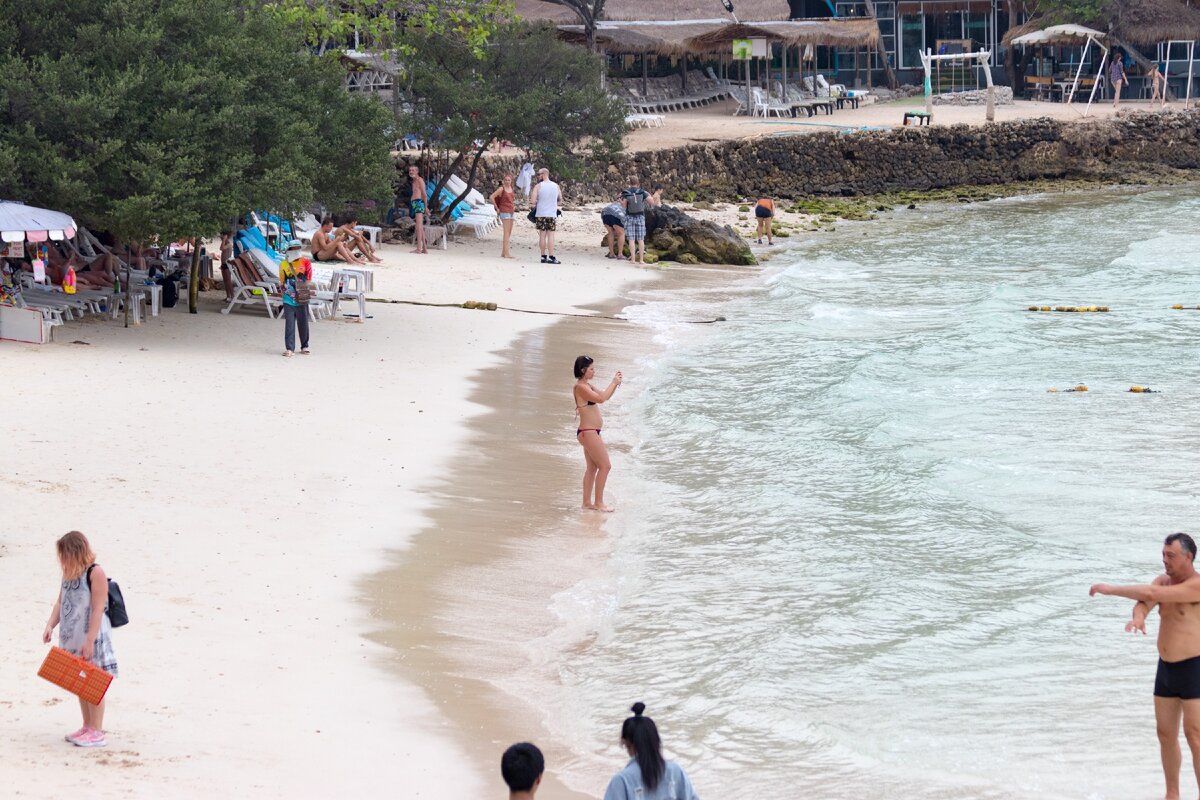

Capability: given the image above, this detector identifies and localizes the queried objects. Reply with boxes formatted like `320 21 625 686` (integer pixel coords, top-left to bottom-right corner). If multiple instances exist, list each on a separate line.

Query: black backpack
86 564 129 628
158 275 178 308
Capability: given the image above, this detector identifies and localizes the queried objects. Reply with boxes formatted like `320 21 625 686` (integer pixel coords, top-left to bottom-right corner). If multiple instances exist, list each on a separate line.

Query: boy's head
501 742 544 795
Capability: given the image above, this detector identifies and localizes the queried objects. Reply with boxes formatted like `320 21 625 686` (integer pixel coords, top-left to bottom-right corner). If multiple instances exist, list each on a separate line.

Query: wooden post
188 243 201 313
782 43 788 98
642 52 648 97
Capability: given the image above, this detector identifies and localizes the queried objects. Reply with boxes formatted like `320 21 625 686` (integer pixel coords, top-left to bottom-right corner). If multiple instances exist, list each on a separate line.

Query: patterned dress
59 568 118 677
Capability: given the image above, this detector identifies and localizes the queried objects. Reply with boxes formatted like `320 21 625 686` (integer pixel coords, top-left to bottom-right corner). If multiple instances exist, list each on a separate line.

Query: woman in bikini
573 355 622 512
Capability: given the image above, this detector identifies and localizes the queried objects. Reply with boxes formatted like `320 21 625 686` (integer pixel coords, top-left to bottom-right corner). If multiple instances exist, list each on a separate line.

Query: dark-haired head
574 355 594 379
621 702 665 791
501 742 544 793
1165 532 1197 560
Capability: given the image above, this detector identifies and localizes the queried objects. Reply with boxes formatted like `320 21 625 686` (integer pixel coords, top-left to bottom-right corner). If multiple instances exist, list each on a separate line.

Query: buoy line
364 297 726 324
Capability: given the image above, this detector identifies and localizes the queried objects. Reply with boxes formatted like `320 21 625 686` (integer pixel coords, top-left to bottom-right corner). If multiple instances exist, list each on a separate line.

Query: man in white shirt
529 168 561 264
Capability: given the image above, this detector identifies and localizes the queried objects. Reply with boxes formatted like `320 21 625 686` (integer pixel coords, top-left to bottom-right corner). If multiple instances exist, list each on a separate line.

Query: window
900 14 923 69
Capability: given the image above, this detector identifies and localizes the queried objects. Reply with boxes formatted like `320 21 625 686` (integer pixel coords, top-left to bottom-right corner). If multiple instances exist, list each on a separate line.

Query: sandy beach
621 95 1193 151
0 210 664 798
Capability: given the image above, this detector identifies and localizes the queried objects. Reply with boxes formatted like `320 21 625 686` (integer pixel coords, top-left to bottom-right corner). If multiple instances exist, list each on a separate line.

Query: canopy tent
1010 23 1109 112
0 201 77 243
1007 0 1199 110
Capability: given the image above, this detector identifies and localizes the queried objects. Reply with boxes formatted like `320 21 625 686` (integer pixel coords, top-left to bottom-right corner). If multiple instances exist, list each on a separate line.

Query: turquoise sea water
548 187 1200 799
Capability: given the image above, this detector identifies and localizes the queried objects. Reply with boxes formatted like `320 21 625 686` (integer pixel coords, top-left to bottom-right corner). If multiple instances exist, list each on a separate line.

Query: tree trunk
445 138 493 220
1004 0 1020 92
863 0 898 90
188 245 201 314
428 150 467 219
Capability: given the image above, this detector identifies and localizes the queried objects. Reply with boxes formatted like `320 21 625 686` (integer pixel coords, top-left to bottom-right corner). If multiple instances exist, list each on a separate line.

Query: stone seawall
424 111 1200 204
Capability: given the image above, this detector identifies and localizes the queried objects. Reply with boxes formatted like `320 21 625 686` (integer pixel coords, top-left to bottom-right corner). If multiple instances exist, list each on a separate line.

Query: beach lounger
221 254 284 318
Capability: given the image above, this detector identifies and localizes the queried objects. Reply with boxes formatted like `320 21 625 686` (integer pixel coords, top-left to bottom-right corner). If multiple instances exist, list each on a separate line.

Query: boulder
645 205 756 266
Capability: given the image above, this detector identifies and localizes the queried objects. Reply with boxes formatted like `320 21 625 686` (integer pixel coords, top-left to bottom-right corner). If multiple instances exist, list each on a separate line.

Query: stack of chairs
617 70 731 114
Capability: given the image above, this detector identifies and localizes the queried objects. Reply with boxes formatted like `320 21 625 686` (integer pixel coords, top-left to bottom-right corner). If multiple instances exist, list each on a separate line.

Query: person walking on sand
603 703 699 800
573 355 621 512
754 197 776 245
1111 50 1128 109
405 164 429 254
43 531 118 748
1090 532 1200 800
1149 61 1166 103
501 742 544 799
601 200 627 260
621 176 651 265
530 168 561 264
490 175 517 259
279 242 313 357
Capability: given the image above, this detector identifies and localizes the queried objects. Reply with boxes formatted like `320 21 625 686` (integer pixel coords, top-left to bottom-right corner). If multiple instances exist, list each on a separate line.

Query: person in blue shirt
603 703 699 800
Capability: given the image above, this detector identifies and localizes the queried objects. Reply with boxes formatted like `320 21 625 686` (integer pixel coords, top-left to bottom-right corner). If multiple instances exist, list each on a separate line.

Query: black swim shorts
1155 655 1200 699
601 214 624 228
754 205 773 218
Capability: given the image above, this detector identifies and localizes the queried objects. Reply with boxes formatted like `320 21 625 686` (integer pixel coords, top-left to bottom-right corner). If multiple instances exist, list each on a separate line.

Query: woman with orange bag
43 531 118 748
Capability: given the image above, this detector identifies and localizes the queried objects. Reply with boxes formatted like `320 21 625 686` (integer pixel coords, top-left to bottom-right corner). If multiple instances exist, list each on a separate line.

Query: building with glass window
794 0 1015 84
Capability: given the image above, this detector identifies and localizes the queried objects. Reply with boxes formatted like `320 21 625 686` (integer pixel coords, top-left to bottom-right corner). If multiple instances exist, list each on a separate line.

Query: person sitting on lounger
44 243 121 289
334 216 383 263
310 219 367 265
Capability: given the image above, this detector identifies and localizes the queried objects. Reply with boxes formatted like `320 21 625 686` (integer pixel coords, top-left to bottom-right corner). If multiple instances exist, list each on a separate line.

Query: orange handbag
38 646 113 705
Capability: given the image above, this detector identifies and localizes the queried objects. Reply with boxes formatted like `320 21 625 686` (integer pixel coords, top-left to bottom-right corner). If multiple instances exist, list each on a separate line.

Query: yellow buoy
1172 304 1184 310
1027 306 1039 312
1047 388 1059 393
486 302 497 311
1074 385 1088 392
1040 306 1051 312
1129 386 1149 393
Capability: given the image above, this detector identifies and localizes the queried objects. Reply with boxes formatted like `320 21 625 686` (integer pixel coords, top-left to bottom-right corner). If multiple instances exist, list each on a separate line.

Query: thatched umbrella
1108 0 1200 44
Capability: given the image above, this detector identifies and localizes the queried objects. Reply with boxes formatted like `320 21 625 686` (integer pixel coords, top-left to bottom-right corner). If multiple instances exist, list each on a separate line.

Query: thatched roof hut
513 0 793 23
1109 0 1200 44
557 18 879 55
688 18 880 51
1003 0 1200 47
557 22 718 55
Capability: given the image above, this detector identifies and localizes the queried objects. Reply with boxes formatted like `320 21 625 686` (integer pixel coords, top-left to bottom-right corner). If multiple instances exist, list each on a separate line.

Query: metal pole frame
1066 36 1093 105
1084 45 1110 118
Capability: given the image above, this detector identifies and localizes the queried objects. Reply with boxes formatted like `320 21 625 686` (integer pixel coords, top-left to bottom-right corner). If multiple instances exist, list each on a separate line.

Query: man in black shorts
1092 533 1200 800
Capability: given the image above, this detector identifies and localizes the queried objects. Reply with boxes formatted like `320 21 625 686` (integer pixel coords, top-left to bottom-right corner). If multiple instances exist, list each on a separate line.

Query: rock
677 253 699 264
645 205 755 266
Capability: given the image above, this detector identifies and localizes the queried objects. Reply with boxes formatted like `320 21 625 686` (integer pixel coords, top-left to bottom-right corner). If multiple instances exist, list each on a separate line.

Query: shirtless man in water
1091 533 1200 800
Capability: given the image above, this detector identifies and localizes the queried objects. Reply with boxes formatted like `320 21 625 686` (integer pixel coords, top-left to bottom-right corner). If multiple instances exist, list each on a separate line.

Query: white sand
0 213 653 798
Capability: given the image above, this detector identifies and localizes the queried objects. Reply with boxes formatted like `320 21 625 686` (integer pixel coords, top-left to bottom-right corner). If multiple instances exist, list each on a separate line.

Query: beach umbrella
0 200 77 243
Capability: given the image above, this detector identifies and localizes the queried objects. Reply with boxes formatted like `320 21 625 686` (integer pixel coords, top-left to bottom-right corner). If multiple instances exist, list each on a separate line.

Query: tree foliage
0 0 394 245
399 23 625 216
264 0 514 56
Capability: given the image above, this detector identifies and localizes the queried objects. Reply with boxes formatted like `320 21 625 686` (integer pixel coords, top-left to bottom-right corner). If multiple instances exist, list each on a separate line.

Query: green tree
0 0 394 312
264 0 513 56
400 23 626 217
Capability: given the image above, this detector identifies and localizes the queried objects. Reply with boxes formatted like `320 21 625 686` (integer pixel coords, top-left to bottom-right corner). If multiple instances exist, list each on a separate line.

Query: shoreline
371 257 761 798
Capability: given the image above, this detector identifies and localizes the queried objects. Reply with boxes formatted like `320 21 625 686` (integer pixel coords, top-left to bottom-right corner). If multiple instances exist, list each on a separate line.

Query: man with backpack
621 176 651 265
